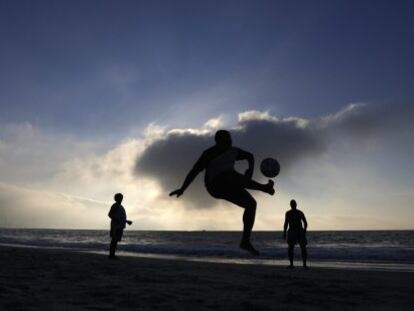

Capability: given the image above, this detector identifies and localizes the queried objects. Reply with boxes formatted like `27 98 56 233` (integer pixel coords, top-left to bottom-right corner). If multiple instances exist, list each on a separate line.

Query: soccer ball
260 158 280 178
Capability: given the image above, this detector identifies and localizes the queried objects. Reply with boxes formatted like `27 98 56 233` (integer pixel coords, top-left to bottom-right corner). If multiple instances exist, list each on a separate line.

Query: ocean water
1 229 413 271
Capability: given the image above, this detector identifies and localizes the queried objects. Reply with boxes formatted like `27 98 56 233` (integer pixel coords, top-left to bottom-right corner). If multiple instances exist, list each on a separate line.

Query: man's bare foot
265 180 275 195
240 242 260 256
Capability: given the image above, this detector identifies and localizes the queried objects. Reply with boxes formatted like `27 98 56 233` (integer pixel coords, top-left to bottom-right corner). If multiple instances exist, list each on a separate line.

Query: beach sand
0 245 413 310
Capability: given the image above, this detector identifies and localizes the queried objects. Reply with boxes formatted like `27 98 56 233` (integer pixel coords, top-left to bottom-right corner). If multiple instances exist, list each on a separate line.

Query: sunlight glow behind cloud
0 102 413 230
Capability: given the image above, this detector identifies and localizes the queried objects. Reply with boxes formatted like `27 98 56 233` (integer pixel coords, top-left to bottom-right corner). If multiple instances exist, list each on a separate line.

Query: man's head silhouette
290 199 297 210
214 130 232 148
114 193 123 204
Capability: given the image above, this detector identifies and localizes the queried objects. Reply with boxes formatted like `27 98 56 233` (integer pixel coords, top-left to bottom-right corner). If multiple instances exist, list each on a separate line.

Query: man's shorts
287 229 307 246
110 227 124 242
206 171 246 199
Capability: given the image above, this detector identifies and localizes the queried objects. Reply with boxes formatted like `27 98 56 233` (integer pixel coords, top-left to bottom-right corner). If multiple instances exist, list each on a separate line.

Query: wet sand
0 245 413 310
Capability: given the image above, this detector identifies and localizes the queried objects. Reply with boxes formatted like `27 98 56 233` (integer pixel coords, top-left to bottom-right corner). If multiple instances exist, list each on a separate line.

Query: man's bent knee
244 202 257 213
245 199 256 211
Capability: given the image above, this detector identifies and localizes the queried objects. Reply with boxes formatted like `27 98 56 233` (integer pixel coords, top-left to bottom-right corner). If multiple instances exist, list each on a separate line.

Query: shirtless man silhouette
283 199 308 268
170 130 275 255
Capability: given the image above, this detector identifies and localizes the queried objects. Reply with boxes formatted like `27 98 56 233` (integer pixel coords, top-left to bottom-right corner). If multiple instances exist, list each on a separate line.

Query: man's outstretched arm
236 148 254 179
170 152 206 197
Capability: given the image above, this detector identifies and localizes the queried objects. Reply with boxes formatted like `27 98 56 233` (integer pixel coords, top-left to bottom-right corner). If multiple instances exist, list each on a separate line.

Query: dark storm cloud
134 102 414 209
136 131 214 209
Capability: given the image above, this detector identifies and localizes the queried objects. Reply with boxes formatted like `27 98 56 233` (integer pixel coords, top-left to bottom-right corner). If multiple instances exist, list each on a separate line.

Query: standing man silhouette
108 193 133 259
170 130 275 255
283 199 308 268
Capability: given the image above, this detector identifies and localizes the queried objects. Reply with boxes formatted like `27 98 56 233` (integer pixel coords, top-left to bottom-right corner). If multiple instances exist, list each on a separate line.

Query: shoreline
2 242 414 273
1 245 414 310
1 227 413 231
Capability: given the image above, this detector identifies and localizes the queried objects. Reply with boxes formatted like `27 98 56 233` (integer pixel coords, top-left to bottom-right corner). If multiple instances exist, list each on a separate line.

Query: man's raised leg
241 175 275 195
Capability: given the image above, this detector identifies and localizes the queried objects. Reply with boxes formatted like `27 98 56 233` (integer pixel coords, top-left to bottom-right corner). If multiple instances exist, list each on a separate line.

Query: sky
0 0 413 230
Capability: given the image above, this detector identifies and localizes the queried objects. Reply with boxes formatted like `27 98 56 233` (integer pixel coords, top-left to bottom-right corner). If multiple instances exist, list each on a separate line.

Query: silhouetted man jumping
283 199 308 268
170 130 275 255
